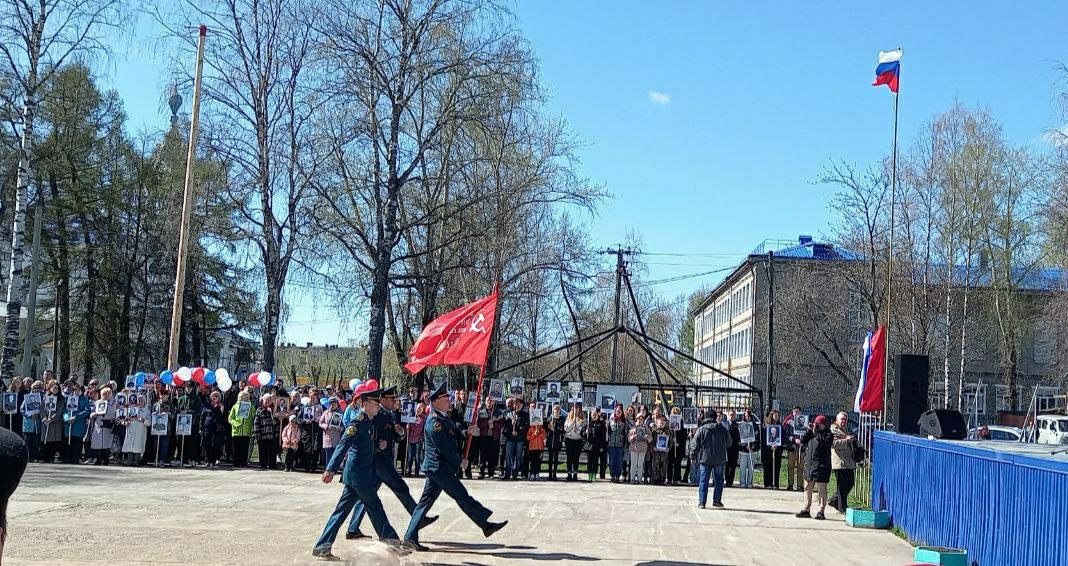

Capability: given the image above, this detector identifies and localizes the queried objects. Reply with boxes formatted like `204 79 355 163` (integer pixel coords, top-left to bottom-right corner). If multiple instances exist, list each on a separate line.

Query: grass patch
890 525 909 542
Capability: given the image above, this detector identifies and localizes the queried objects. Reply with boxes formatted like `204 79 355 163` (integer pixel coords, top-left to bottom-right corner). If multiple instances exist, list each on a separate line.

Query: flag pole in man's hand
404 283 500 462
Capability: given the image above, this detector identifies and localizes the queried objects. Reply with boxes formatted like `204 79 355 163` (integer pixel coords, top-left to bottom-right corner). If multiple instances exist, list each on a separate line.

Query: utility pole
603 247 634 384
20 206 43 377
765 250 775 414
167 25 207 370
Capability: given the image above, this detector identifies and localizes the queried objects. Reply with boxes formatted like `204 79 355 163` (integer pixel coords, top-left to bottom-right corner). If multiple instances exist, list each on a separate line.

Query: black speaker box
918 409 967 440
894 354 929 435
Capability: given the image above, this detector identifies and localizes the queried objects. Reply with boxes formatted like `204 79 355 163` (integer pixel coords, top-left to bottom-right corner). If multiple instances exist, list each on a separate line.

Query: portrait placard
238 402 252 419
669 414 682 431
537 386 547 402
116 407 126 419
488 379 506 402
682 407 698 429
176 413 193 436
45 394 58 413
301 406 315 421
65 395 79 414
115 393 127 408
792 414 809 436
151 413 169 435
739 421 756 444
582 390 597 411
329 413 342 429
655 434 669 452
566 382 583 404
94 399 108 415
766 424 782 447
24 392 42 415
275 398 289 414
530 407 544 426
464 405 475 423
127 393 139 407
1 392 16 414
400 400 417 424
509 377 524 396
125 375 136 389
545 381 562 405
599 395 616 414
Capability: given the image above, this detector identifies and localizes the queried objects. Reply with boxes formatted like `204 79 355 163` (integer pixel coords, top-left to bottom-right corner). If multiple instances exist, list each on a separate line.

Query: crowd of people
2 372 864 522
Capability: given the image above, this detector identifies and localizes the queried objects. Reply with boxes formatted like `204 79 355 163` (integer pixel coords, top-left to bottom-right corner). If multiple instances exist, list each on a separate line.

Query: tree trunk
1 98 37 380
79 214 96 379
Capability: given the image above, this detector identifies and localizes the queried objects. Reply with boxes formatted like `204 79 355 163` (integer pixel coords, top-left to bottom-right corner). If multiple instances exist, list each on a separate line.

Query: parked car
967 425 1023 441
1035 415 1068 445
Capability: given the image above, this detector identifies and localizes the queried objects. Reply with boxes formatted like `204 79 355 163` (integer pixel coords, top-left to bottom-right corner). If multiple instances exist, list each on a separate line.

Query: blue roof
748 239 860 261
923 265 1065 292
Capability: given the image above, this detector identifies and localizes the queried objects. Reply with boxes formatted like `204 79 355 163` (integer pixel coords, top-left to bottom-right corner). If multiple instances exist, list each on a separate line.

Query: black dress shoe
419 515 439 528
311 548 340 561
345 530 369 540
482 520 508 538
401 540 429 552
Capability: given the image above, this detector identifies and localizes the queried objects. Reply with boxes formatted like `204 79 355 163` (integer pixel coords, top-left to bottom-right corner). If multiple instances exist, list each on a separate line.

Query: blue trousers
504 440 524 479
698 464 725 506
352 460 418 533
608 446 625 478
403 471 492 543
315 482 398 551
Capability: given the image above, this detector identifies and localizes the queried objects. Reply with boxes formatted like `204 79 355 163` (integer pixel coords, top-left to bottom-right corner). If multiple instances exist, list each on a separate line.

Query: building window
1033 326 1055 366
961 383 987 416
995 385 1013 412
929 384 947 409
1036 387 1061 412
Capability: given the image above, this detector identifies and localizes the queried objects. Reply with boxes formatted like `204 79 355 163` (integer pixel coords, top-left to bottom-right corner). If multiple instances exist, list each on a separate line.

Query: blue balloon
204 370 217 385
134 371 146 388
160 370 174 385
320 397 330 408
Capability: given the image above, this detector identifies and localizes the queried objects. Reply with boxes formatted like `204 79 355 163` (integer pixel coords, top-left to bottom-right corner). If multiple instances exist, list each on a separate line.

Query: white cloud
647 90 671 106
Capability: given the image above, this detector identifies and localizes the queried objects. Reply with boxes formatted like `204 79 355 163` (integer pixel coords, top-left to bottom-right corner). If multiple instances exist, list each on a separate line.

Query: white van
1035 415 1068 445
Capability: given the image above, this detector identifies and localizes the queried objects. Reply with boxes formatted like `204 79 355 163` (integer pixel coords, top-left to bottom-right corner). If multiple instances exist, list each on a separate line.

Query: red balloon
365 379 379 391
191 367 206 383
248 372 261 387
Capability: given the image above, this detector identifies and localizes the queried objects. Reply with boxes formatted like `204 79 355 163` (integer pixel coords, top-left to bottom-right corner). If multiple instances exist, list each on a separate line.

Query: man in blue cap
312 385 401 560
348 385 436 539
402 381 507 552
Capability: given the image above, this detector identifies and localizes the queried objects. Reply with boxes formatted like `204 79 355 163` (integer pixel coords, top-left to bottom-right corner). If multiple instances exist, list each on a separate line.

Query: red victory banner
404 285 498 375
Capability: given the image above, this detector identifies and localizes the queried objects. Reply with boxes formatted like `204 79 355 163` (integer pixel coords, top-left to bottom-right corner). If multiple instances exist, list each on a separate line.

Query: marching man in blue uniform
349 386 436 538
312 385 400 560
402 381 507 552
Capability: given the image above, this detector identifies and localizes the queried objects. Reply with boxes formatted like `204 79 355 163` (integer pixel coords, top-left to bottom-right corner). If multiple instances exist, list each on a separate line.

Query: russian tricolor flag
872 49 902 93
854 325 887 412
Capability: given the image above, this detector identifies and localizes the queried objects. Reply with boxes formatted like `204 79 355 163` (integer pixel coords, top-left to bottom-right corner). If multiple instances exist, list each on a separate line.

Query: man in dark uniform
312 386 400 560
401 381 507 552
348 386 436 539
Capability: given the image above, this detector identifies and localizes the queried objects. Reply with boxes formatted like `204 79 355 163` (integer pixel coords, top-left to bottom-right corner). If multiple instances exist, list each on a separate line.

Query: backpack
852 441 867 463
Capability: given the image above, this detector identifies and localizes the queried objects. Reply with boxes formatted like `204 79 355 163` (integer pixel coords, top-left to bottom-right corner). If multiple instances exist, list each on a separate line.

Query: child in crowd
121 396 148 465
526 402 546 480
282 415 301 472
404 402 425 477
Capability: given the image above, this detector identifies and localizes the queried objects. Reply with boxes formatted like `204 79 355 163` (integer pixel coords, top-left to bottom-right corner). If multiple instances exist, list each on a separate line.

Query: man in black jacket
691 410 733 509
501 397 528 480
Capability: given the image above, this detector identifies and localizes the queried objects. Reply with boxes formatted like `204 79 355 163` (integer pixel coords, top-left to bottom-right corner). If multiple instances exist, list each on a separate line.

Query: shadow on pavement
425 541 598 562
717 507 797 515
635 562 735 566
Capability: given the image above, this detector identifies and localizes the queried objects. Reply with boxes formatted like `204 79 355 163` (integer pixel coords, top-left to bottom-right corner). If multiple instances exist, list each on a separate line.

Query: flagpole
882 66 900 427
463 282 499 462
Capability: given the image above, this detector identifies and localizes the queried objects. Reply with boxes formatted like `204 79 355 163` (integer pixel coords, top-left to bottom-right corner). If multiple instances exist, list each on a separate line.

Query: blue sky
100 2 1068 345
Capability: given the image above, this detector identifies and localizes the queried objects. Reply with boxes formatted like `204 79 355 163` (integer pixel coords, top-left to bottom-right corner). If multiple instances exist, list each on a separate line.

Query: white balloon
348 378 359 391
217 375 233 392
259 371 274 386
301 396 310 406
176 366 192 382
215 368 230 383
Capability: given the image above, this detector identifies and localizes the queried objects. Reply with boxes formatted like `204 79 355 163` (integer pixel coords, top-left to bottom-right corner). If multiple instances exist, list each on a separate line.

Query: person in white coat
121 396 149 465
89 387 117 465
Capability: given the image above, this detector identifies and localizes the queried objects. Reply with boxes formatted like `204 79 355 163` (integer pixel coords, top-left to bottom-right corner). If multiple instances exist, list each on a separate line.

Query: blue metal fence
873 431 1068 566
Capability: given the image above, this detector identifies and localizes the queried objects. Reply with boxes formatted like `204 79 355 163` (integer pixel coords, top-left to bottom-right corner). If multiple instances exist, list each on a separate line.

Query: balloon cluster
158 367 233 392
248 371 275 387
